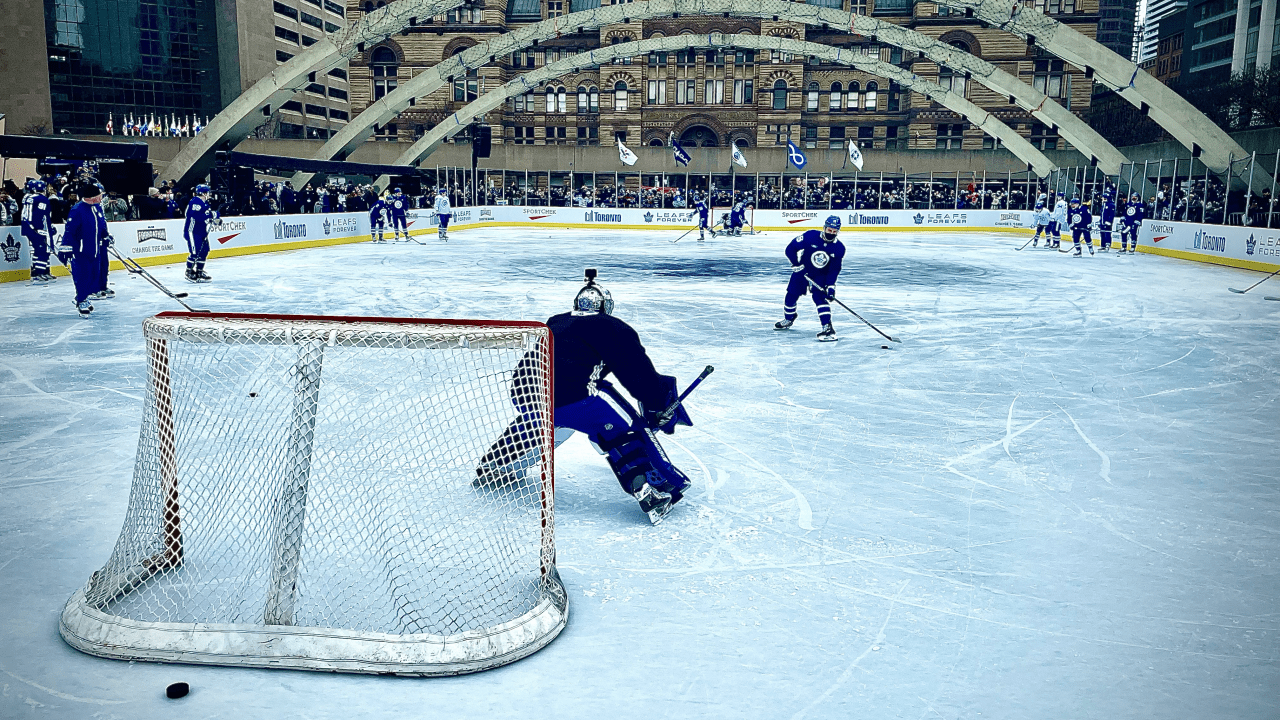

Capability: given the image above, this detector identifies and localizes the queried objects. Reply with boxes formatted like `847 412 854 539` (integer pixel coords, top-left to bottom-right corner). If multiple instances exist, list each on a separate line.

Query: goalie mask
573 268 614 315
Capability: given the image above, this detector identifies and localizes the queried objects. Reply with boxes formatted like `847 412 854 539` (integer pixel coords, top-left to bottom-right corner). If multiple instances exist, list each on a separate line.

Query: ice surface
1 228 1278 719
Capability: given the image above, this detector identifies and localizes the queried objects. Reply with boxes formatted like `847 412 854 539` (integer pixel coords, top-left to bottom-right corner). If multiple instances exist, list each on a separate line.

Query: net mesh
61 313 565 675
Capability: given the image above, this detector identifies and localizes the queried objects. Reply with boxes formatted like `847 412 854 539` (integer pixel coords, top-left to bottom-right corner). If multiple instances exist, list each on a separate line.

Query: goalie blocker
477 269 694 524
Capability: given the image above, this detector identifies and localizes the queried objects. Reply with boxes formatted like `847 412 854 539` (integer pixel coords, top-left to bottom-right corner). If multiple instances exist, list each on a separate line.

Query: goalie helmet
573 268 614 315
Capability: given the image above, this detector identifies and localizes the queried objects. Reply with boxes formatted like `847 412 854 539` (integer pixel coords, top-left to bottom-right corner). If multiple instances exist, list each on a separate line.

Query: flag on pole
846 139 864 171
106 114 113 135
670 132 691 166
787 140 807 170
732 144 748 168
617 137 638 166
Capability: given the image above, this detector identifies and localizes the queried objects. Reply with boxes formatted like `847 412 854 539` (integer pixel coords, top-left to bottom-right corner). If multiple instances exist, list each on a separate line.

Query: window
557 86 567 113
1029 122 1058 150
282 100 303 113
330 109 349 121
273 2 298 20
302 34 317 46
887 82 900 112
325 21 340 33
589 86 599 112
514 91 536 112
614 81 628 111
306 83 325 95
829 82 843 112
372 47 397 100
305 103 327 117
733 79 752 104
328 68 347 81
936 123 965 150
548 0 564 17
705 49 725 67
301 11 323 29
1033 59 1066 103
648 52 667 67
807 82 819 111
324 0 345 15
703 79 724 104
647 79 666 105
576 125 599 145
677 79 695 104
885 125 899 150
938 68 965 97
577 85 588 112
864 81 878 110
858 125 874 148
513 126 535 145
849 81 860 112
677 50 695 68
772 80 787 110
803 125 817 149
982 134 1003 150
451 48 478 103
890 46 903 65
829 125 845 149
275 26 300 44
276 49 295 63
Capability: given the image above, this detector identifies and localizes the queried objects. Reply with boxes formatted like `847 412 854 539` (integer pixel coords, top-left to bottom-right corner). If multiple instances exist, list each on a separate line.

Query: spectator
103 192 129 222
136 187 167 219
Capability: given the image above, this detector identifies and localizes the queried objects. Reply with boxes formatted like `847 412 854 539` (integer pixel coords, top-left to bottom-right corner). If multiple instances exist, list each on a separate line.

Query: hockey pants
186 233 210 273
391 215 408 238
70 251 98 304
371 220 385 241
1120 226 1138 250
1100 228 1112 249
783 272 832 327
24 229 53 278
438 214 451 232
96 240 110 291
1072 228 1093 249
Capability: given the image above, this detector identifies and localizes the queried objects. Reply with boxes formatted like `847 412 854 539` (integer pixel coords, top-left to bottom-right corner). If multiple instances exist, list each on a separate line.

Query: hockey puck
248 392 257 398
881 345 889 349
166 682 189 699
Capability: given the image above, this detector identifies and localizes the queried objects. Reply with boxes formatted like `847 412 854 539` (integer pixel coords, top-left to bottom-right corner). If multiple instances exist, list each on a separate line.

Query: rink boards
3 206 1275 283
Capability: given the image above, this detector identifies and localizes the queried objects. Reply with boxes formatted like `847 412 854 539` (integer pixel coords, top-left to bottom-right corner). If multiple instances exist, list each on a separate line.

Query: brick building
342 0 1100 155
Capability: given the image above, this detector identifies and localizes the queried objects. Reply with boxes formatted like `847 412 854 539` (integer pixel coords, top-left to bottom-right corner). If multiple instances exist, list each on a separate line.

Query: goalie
477 269 694 524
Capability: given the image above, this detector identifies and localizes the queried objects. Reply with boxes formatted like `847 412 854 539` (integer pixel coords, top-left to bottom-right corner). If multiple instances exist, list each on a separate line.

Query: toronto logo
913 213 924 225
1 235 20 263
1246 233 1256 255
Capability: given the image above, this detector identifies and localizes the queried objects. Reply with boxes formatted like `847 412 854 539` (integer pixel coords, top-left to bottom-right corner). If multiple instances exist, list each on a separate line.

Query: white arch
294 0 1123 188
373 33 1055 189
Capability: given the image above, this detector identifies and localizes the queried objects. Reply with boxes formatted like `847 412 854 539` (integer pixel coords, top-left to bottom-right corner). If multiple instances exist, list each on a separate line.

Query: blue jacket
62 201 108 256
1121 200 1145 228
21 193 53 239
185 197 214 242
785 229 846 287
369 199 387 224
1069 205 1092 232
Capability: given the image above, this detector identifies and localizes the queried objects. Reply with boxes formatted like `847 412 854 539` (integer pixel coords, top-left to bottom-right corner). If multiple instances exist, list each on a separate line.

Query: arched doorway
679 125 719 147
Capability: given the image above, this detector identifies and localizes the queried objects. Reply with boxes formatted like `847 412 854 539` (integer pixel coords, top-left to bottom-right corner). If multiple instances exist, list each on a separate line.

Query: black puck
249 392 257 397
166 682 189 699
881 345 889 349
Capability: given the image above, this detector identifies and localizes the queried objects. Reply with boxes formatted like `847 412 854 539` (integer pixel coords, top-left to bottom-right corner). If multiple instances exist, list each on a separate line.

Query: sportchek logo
584 211 622 223
1148 223 1174 244
274 220 307 240
782 211 818 224
847 213 889 226
523 208 558 219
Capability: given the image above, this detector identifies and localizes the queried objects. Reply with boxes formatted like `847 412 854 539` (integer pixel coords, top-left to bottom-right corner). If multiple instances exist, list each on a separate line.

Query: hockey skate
774 318 794 330
1087 244 1095 256
633 481 675 525
75 300 93 317
186 269 211 284
816 324 838 342
30 274 55 285
1072 246 1083 258
89 288 115 300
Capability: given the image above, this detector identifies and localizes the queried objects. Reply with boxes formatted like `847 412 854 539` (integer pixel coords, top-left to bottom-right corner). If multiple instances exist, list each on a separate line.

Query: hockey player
693 193 711 241
475 270 694 523
433 187 452 240
369 193 388 243
1119 191 1144 254
56 182 109 317
1050 192 1068 249
184 184 216 283
1068 196 1094 257
774 215 845 342
1030 200 1051 247
21 179 56 284
1099 192 1115 252
388 188 410 242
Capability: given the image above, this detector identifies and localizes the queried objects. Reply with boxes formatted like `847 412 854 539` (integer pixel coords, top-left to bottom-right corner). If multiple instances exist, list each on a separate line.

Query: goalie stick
656 365 714 427
805 277 900 343
108 244 209 313
671 219 723 244
1228 266 1280 294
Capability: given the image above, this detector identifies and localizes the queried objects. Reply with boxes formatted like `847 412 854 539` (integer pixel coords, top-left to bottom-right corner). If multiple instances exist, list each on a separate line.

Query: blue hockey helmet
1069 196 1081 205
394 187 403 195
195 183 211 195
1035 201 1044 210
1130 191 1141 201
29 179 47 194
437 187 446 194
824 215 841 232
573 268 614 315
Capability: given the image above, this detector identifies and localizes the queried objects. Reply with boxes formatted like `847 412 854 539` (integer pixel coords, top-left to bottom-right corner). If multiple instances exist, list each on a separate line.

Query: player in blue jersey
21 179 57 284
184 184 216 283
474 270 694 524
369 193 388 243
56 182 110 316
1099 191 1116 252
388 188 409 242
1119 191 1145 254
1068 196 1094 257
774 215 846 342
693 193 711 241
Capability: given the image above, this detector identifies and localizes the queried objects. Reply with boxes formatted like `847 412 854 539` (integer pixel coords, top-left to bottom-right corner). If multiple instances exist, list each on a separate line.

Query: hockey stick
108 245 209 313
672 220 722 243
656 365 714 426
805 277 900 343
1228 266 1280 294
1015 234 1038 251
1265 296 1280 301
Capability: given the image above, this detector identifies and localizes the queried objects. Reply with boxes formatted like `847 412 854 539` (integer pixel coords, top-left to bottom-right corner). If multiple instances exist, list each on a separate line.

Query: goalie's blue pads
595 427 691 501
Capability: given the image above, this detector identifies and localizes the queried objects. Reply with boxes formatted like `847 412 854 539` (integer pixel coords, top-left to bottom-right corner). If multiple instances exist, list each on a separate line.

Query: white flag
847 139 865 171
617 138 638 166
732 144 748 168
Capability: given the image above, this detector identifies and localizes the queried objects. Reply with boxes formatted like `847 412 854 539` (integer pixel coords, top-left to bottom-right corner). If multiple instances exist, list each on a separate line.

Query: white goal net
60 312 566 676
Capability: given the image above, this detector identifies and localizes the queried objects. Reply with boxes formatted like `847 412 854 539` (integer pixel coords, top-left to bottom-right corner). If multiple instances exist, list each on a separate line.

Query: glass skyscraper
44 0 222 134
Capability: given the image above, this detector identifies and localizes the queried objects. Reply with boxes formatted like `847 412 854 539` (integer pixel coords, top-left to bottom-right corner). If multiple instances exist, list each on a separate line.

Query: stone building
344 0 1100 155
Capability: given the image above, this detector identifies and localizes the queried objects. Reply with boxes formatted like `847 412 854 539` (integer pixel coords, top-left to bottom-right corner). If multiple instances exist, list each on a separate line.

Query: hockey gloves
643 375 694 435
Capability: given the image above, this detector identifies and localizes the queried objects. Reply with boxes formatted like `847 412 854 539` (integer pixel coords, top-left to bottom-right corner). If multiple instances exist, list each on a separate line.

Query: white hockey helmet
573 268 614 315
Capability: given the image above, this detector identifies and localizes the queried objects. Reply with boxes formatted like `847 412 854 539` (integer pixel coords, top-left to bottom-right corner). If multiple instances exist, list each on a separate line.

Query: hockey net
60 312 565 676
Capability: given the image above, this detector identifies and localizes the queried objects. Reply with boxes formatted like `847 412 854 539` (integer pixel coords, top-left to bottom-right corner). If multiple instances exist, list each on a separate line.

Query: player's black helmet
573 268 614 315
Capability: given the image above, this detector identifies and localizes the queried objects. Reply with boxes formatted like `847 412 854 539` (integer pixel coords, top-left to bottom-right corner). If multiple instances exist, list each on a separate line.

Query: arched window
546 86 556 112
829 82 842 112
806 82 819 111
452 47 477 103
614 81 628 111
772 80 787 110
648 137 664 146
864 81 878 111
848 81 860 112
363 1 373 11
372 47 398 100
577 85 588 112
557 86 567 114
589 86 599 112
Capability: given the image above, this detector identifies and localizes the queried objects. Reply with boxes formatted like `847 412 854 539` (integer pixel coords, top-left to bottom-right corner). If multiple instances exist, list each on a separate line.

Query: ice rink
1 225 1278 719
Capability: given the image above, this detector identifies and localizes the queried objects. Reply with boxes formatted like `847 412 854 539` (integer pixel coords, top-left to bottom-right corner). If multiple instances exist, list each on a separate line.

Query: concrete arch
376 33 1056 188
166 0 460 187
290 0 1125 188
938 0 1256 175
